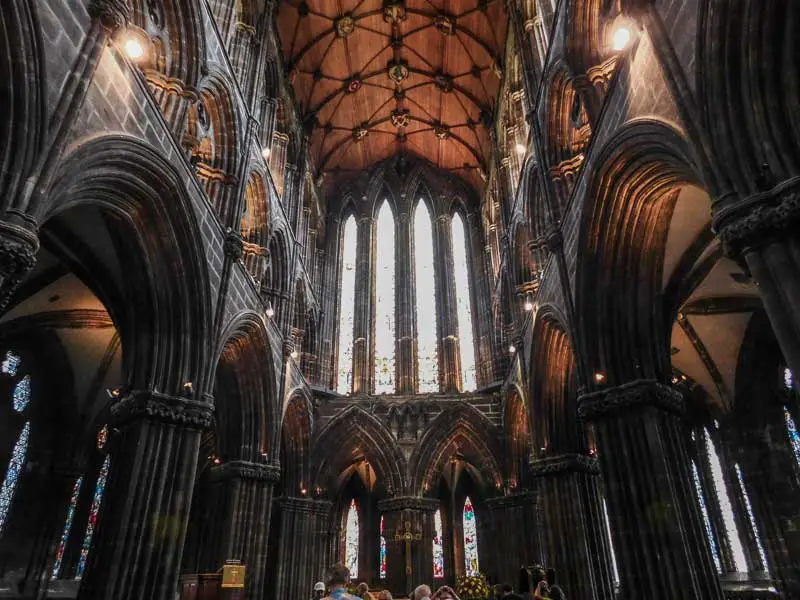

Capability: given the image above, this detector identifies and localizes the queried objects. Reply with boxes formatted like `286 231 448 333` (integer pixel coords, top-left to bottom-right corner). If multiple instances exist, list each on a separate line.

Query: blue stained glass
784 367 794 390
734 463 769 573
337 217 357 394
414 200 439 393
1 352 20 376
785 407 800 469
52 477 83 579
345 499 359 578
96 425 108 450
12 375 31 413
380 515 387 579
432 508 444 578
374 202 396 394
463 496 479 576
692 459 722 573
452 215 476 391
0 422 30 538
76 456 110 578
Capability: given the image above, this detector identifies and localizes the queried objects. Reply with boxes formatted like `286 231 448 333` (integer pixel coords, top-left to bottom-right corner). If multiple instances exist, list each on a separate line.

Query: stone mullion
259 98 278 152
435 214 459 392
396 213 415 394
320 217 341 390
268 133 289 197
732 406 800 594
530 455 613 600
579 381 724 600
465 212 492 387
77 392 212 600
228 23 255 98
352 217 373 395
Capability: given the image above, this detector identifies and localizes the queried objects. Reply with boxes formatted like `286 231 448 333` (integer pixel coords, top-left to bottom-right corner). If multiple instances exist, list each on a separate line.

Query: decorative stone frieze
210 461 281 482
578 379 685 421
377 496 440 513
529 453 600 476
110 390 215 430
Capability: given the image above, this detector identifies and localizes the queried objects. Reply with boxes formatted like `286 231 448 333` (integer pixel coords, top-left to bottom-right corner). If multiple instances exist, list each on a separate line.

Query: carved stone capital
210 460 281 483
578 379 684 422
88 0 131 31
529 453 600 477
377 496 440 513
713 177 800 256
224 229 244 260
279 496 332 515
0 221 39 310
110 390 215 430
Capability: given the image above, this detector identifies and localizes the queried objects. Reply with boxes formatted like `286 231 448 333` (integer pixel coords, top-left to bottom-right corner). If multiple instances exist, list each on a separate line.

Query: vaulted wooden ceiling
277 0 507 190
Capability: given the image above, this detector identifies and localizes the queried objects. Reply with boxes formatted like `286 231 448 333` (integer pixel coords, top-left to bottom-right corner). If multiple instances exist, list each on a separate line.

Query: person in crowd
313 581 326 600
356 582 376 600
377 590 393 600
533 579 550 600
324 564 358 600
432 585 460 600
412 584 432 600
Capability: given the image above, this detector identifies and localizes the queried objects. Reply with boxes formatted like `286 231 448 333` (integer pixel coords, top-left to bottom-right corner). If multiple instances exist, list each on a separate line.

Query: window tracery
52 477 83 579
12 375 31 413
433 507 444 578
337 216 358 394
452 214 477 391
463 496 479 576
345 499 359 578
1 351 20 376
0 422 30 539
414 200 439 393
374 202 396 394
692 459 722 573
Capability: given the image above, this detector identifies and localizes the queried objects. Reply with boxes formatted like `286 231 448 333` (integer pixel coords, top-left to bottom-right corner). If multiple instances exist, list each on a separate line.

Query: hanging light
515 142 527 155
261 147 271 160
524 297 534 311
124 38 145 60
509 344 516 354
594 371 606 383
290 350 299 359
266 306 275 318
612 26 632 51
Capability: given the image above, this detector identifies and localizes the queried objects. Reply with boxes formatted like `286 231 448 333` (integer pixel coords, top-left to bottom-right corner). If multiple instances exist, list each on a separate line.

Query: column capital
713 176 800 256
210 460 281 482
110 390 215 430
529 453 600 477
377 496 440 513
578 379 684 421
279 496 332 515
87 0 131 31
482 491 537 509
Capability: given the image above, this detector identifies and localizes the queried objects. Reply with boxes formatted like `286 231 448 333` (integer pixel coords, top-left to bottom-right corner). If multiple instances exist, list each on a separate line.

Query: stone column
207 461 281 600
0 222 38 313
714 181 800 389
529 454 614 600
480 492 540 587
578 380 724 600
396 212 415 393
273 498 332 600
352 216 373 395
259 97 278 153
378 497 439 595
228 22 256 96
77 391 213 600
434 213 459 392
269 133 289 198
729 404 800 595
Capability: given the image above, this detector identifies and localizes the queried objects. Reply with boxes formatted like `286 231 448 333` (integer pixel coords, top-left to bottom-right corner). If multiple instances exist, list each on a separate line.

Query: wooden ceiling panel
278 0 506 190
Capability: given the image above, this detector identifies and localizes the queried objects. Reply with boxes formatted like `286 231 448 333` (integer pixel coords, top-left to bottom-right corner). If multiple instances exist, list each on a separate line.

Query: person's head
549 585 566 600
501 583 513 596
494 583 505 598
378 591 393 600
313 581 326 598
327 563 350 590
356 582 369 596
413 584 431 600
437 586 456 600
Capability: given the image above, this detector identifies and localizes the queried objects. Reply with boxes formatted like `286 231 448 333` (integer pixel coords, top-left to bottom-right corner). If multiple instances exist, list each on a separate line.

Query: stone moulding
577 379 685 421
377 496 440 512
529 453 599 476
210 460 281 482
110 390 216 430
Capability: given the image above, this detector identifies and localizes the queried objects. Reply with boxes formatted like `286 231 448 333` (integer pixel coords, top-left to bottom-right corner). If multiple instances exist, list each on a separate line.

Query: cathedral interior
0 0 799 599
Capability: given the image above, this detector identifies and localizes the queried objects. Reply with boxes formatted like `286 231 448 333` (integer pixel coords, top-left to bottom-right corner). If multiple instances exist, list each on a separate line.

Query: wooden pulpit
180 562 246 600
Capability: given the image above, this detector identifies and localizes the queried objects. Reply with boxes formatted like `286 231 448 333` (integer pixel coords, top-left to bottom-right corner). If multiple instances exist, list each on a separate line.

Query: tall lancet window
432 507 444 578
380 515 387 579
374 201 396 393
452 214 477 391
463 496 479 576
76 454 110 578
0 423 30 539
337 216 358 394
345 499 359 577
414 200 439 392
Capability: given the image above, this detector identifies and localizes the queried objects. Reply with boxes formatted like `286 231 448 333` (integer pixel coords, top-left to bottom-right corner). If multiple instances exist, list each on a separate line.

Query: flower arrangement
455 572 491 600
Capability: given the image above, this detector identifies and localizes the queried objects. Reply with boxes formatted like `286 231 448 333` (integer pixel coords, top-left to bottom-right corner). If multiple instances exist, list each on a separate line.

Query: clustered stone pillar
578 380 724 599
434 213 459 392
273 497 332 600
529 454 614 600
378 497 438 595
207 461 281 600
352 215 373 394
480 492 540 587
78 391 213 600
395 210 415 393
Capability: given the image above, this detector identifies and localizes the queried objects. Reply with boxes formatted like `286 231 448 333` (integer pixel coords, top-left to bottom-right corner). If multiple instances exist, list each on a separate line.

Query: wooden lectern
180 562 246 600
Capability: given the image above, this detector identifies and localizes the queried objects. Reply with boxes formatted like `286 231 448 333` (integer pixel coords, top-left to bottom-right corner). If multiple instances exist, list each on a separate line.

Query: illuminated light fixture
213 456 221 465
124 38 145 60
261 147 271 160
594 371 606 383
261 451 268 457
266 307 275 318
524 299 534 312
612 26 632 51
509 344 516 354
300 487 307 495
290 350 299 359
515 142 527 155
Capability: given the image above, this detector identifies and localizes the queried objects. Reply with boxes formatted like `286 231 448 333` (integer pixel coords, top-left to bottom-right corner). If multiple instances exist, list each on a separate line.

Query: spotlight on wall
106 388 122 399
183 381 194 396
124 38 145 60
508 344 516 354
524 299 534 312
611 26 632 51
266 306 275 318
300 487 307 496
515 142 527 155
261 147 271 160
594 371 606 383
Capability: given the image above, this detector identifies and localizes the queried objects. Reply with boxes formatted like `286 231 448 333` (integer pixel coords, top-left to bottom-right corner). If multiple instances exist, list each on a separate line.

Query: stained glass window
337 216 358 394
374 202 396 394
785 406 800 468
96 425 108 450
452 214 477 392
784 367 794 390
463 496 479 576
76 455 110 578
345 499 359 578
734 463 769 573
52 477 83 579
1 352 20 376
433 507 444 578
12 375 31 413
414 200 439 393
692 459 722 573
704 428 748 572
380 515 387 579
601 498 620 584
0 422 30 538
